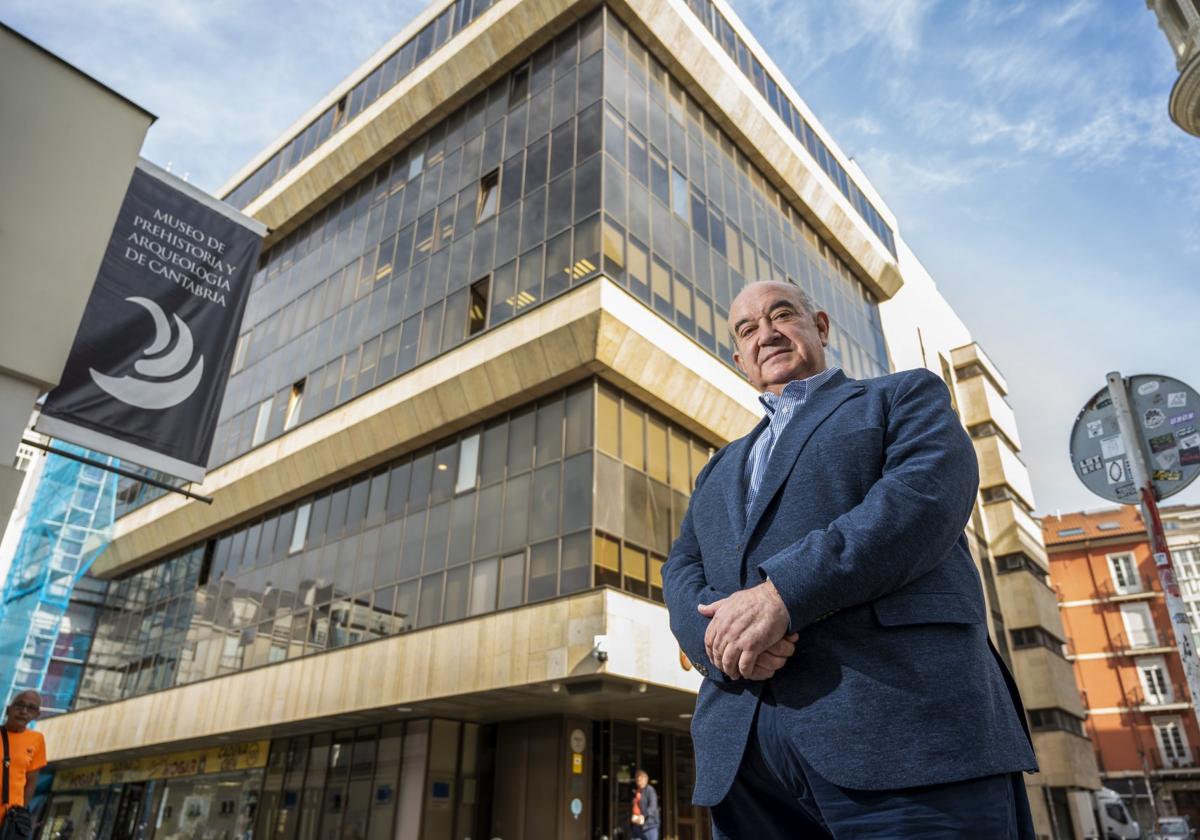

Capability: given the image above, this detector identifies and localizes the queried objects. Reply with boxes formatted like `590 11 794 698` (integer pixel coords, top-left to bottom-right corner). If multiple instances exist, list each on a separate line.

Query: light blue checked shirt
744 366 841 513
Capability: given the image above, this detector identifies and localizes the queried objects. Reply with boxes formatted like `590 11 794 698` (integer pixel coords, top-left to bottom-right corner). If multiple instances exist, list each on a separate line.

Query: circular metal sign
1070 374 1200 504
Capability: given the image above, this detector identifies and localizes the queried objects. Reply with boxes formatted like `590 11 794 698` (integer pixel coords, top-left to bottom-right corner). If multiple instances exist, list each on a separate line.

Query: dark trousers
710 697 1036 839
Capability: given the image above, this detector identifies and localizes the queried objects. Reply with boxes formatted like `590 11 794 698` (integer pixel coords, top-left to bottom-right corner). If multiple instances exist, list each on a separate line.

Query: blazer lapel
742 372 866 543
715 418 765 537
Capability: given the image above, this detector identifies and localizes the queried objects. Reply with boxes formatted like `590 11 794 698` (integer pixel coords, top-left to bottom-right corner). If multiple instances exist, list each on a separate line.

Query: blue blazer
663 369 1037 806
633 783 659 828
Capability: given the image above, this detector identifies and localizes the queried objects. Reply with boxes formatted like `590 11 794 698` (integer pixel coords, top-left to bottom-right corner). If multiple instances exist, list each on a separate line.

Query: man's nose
757 318 783 343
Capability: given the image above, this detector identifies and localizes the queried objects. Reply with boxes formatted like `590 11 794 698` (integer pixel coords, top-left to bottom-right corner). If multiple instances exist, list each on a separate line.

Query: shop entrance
592 722 710 840
109 782 150 839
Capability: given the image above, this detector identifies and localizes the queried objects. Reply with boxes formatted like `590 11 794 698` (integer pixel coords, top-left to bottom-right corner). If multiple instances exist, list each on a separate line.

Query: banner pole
21 438 213 505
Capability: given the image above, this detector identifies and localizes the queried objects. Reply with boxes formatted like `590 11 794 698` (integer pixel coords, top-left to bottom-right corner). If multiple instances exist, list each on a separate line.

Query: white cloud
1040 0 1094 31
845 114 884 136
2 0 425 190
731 0 934 80
857 148 976 195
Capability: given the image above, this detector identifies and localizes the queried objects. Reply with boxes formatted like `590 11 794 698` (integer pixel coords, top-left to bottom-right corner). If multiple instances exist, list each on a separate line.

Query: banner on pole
37 159 266 483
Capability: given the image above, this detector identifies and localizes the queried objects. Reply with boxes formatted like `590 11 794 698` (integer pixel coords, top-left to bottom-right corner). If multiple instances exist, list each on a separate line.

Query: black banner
38 160 266 483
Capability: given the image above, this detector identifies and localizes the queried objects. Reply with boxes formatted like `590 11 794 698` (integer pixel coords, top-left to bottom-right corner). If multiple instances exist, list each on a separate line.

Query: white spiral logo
90 296 205 409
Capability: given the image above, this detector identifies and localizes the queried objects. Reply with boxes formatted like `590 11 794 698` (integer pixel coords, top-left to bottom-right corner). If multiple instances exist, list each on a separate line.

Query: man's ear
733 350 747 378
814 311 830 346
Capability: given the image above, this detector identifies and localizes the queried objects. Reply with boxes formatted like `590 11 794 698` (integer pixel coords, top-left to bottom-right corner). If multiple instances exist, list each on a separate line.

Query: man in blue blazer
663 281 1038 838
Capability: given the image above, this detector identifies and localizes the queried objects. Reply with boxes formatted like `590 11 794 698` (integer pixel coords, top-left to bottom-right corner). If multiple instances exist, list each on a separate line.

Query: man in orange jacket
1 691 46 831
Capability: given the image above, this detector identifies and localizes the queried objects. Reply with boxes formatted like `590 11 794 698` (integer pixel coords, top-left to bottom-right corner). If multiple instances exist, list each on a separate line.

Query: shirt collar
758 367 839 416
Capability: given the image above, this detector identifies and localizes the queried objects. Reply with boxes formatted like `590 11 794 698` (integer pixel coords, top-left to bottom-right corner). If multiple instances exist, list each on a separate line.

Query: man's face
730 282 829 395
6 692 40 731
636 774 647 789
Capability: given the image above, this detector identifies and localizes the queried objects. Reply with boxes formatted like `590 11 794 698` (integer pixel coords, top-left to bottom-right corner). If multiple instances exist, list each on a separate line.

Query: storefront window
41 788 119 840
155 770 262 839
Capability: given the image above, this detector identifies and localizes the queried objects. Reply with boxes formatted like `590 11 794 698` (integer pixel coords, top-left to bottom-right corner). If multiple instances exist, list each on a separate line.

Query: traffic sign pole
1107 371 1200 732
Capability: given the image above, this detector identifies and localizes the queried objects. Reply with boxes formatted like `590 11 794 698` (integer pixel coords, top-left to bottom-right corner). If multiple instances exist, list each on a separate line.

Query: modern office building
1146 0 1200 136
1044 504 1200 830
33 1 1094 838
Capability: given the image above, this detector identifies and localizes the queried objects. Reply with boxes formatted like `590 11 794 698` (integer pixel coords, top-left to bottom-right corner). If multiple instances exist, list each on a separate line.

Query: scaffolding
0 442 117 714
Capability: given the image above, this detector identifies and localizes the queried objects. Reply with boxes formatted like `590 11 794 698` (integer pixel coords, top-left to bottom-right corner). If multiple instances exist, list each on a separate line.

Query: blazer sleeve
663 452 733 684
645 785 660 823
756 369 979 633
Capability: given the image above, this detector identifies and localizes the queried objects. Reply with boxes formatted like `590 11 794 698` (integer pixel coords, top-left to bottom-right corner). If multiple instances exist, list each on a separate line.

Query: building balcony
994 562 1061 630
1123 682 1193 714
1170 34 1200 136
1147 744 1200 773
1029 727 1101 789
1009 644 1088 717
1089 577 1160 604
954 372 1022 450
1093 632 1175 658
982 497 1047 561
950 342 1009 393
974 435 1037 511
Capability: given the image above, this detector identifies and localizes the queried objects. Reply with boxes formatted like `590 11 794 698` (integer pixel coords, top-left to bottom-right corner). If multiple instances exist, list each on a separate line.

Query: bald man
663 281 1037 838
2 690 46 832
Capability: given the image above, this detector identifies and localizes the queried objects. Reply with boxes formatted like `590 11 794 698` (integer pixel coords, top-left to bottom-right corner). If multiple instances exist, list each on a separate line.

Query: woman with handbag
0 691 45 840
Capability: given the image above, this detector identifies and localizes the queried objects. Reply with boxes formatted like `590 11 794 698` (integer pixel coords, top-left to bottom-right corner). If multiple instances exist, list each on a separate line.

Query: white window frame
284 380 305 431
1153 716 1193 767
289 503 312 555
1120 603 1158 648
251 398 273 447
455 432 480 495
1107 551 1142 594
1135 656 1174 705
1176 546 1200 580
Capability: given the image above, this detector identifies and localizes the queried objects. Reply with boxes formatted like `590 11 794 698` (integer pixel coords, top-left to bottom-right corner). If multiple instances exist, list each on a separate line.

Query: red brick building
1044 505 1200 829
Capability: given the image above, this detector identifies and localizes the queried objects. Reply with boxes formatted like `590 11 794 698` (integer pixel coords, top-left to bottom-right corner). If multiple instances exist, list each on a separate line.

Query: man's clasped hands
698 578 799 680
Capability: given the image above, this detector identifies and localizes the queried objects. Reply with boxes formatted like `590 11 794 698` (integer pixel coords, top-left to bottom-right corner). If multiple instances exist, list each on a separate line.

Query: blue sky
3 0 1198 515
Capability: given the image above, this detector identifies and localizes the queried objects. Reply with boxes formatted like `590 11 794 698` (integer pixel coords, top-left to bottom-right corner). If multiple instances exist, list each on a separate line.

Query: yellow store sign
53 740 269 791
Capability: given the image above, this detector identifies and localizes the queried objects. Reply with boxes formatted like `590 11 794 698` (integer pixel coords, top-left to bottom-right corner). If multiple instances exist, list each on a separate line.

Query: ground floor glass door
592 722 710 840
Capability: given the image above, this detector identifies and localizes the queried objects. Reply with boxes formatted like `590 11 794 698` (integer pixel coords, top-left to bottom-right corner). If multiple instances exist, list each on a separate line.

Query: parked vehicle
1150 815 1196 839
1094 788 1140 840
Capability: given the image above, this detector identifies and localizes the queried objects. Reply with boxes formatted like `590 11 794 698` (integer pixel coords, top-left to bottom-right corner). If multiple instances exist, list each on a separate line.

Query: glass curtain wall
116 9 890 519
214 12 604 472
253 720 489 840
76 546 205 707
117 11 607 516
598 11 888 380
80 380 712 706
678 0 895 254
226 0 502 210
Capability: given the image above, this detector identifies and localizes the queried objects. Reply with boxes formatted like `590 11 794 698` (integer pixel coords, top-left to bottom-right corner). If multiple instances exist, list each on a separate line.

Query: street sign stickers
1069 374 1200 504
